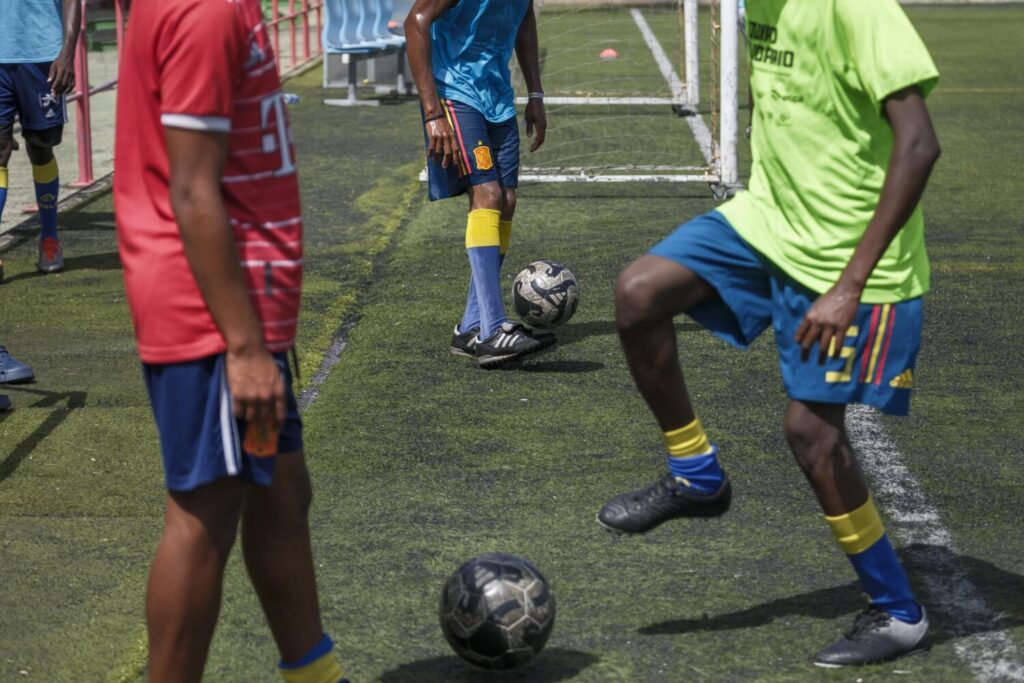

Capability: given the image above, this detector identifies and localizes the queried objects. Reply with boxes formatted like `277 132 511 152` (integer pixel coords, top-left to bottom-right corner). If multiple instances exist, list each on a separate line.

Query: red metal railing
68 0 324 188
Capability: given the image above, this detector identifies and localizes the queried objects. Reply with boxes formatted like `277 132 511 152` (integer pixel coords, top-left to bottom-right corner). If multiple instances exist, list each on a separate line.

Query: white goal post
516 0 739 191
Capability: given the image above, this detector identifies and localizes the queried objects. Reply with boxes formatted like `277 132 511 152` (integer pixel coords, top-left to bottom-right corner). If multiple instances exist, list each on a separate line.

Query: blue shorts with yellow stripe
424 98 519 201
650 211 922 415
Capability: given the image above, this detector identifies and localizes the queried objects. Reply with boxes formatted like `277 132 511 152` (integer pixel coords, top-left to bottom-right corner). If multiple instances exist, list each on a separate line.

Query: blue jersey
0 0 64 64
431 0 530 123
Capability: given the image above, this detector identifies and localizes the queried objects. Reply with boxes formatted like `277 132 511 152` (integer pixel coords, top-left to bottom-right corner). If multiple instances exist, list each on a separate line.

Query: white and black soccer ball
511 260 579 329
438 552 556 670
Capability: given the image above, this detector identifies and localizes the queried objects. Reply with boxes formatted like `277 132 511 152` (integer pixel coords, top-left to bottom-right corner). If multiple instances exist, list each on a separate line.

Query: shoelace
845 608 890 639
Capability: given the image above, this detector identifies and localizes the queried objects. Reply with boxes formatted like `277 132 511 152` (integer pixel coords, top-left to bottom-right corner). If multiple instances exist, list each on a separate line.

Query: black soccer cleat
596 473 732 534
450 326 480 358
475 321 555 368
814 607 929 668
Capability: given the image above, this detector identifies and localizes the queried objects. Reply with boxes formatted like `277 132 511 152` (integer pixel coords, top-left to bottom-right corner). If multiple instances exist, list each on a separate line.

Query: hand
225 346 286 430
524 98 546 153
794 282 861 364
48 52 75 95
425 116 459 169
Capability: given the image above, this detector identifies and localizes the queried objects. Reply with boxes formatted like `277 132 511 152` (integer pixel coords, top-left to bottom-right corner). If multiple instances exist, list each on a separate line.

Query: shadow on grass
638 544 1024 649
556 319 702 348
1 250 121 284
12 212 116 234
379 647 599 683
503 360 605 374
0 386 87 483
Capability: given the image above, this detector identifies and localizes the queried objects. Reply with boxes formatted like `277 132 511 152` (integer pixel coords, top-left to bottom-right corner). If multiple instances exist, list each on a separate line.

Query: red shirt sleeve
157 0 248 132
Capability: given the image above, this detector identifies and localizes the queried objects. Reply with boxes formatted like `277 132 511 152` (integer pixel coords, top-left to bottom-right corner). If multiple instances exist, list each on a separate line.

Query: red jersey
114 0 302 364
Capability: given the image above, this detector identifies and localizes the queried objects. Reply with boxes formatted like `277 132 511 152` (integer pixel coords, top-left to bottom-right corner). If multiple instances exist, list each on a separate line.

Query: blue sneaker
0 347 35 383
0 394 10 411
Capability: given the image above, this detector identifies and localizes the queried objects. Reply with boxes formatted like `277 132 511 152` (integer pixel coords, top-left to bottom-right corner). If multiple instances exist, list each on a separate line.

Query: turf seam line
847 404 1024 682
630 8 714 167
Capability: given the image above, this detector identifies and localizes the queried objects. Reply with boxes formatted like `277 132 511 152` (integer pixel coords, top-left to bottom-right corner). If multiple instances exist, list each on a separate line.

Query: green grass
1 5 1023 681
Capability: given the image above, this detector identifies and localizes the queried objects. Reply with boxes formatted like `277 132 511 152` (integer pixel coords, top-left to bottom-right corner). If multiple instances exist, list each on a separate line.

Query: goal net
513 0 739 189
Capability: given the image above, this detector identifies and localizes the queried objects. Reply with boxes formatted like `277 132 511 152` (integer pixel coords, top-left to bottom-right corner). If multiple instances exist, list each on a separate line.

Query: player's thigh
771 277 923 416
244 449 312 523
12 63 67 136
164 477 246 551
617 254 714 323
646 211 773 347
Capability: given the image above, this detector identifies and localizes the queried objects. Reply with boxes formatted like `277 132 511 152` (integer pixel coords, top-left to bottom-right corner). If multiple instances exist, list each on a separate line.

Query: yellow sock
0 166 8 190
31 158 59 184
279 650 343 683
663 418 712 458
465 208 501 248
499 219 513 255
825 496 885 554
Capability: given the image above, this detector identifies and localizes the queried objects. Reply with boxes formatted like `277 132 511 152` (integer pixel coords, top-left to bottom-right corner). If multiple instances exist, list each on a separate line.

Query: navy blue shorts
650 212 923 415
143 352 303 492
425 98 519 201
0 62 67 131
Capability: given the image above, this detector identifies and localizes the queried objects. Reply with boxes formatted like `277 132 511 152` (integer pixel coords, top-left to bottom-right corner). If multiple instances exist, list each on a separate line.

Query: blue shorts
650 212 923 416
425 98 519 201
0 62 67 131
143 352 303 492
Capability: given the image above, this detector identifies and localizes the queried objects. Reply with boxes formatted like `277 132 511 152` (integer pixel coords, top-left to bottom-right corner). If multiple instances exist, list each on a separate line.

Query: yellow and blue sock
664 418 723 494
0 167 8 224
32 158 60 240
279 633 346 683
464 209 506 339
460 218 512 334
826 497 922 624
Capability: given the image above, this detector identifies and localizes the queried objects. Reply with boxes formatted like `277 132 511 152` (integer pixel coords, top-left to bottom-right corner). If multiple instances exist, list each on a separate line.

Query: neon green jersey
718 0 939 303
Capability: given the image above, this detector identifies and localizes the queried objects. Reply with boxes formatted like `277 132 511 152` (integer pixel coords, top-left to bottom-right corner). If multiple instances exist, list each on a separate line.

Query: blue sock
0 167 8 224
666 446 724 495
465 209 506 339
848 535 922 623
827 498 922 624
33 158 60 240
460 252 506 334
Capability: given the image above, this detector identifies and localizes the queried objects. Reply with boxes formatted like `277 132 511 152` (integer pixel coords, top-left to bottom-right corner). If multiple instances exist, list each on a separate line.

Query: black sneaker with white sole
815 606 929 667
597 473 732 534
475 321 555 367
450 326 479 358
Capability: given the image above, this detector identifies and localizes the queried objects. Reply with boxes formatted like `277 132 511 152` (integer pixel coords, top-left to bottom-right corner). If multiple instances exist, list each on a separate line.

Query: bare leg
241 450 324 663
146 478 245 683
615 254 717 431
500 186 516 222
784 399 869 515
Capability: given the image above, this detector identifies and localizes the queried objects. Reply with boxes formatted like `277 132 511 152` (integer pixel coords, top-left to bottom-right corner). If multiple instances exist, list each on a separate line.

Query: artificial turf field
1 4 1023 681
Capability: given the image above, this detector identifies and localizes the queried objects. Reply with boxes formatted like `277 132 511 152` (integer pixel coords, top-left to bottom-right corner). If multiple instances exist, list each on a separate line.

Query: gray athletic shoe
475 321 555 368
815 607 929 667
450 325 479 358
0 347 35 384
37 236 64 273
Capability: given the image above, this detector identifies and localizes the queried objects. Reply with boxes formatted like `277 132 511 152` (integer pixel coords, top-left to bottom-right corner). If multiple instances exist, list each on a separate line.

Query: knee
615 265 665 332
501 188 516 217
24 141 54 167
471 182 502 211
165 508 239 562
784 415 838 476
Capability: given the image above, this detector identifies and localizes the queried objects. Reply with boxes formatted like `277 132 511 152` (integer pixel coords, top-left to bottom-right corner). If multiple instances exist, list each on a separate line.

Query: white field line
847 405 1024 682
629 8 714 166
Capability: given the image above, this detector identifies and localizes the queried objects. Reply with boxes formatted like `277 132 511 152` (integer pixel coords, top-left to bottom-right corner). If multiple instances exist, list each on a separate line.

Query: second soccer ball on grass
511 260 579 329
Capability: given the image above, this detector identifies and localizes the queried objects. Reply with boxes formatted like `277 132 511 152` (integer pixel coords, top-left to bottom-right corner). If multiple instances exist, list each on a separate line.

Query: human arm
165 128 286 427
49 0 82 95
795 86 940 361
404 0 460 168
515 0 546 153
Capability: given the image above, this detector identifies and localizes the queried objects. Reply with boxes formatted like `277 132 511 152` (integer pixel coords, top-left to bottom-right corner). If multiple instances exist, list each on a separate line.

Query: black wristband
424 114 445 125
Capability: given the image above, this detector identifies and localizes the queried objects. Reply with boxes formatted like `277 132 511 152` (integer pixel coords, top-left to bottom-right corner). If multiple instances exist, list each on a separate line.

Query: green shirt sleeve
835 0 940 107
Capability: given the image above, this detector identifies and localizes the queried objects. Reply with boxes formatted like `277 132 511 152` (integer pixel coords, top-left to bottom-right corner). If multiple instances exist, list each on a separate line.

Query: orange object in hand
244 419 279 458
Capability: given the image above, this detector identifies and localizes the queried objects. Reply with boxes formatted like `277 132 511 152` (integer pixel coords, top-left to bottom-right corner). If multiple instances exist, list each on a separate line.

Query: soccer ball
512 260 579 329
438 552 557 669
